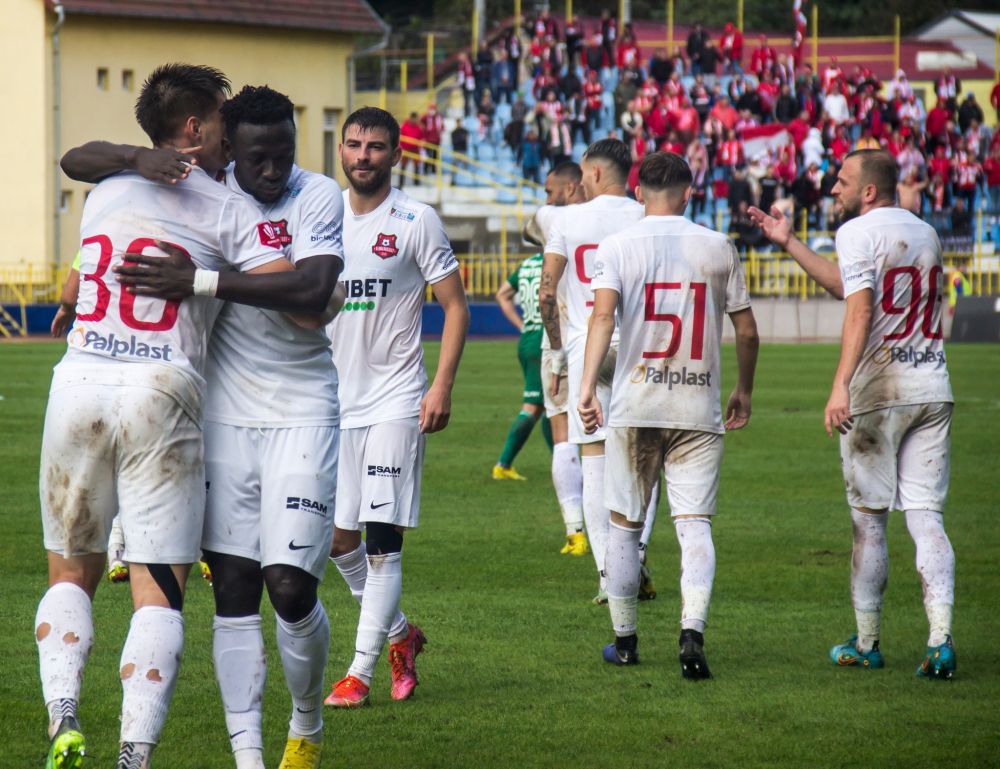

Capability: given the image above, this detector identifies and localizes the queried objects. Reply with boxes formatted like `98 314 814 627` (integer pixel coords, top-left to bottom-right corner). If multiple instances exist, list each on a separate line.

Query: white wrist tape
550 347 567 377
192 269 219 297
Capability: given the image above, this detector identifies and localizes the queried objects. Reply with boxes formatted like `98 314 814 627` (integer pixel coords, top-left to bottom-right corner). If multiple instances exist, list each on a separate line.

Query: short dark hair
548 161 582 184
343 107 400 149
135 63 231 144
637 152 692 192
846 149 897 201
582 138 631 183
220 85 294 143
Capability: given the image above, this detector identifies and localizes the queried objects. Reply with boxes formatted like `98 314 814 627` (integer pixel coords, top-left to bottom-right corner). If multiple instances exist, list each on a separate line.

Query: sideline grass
1 340 998 768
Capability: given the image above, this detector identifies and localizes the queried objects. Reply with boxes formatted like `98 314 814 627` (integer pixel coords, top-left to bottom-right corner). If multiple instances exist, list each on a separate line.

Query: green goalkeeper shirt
507 253 544 345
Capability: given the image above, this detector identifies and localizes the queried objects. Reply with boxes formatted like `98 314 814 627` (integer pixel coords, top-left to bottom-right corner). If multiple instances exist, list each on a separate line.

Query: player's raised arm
61 141 197 184
577 286 617 433
421 271 470 433
724 308 759 430
748 204 844 299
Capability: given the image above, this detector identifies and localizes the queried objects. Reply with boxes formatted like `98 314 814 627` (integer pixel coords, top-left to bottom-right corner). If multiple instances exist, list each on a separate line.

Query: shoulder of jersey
291 166 343 197
386 188 433 224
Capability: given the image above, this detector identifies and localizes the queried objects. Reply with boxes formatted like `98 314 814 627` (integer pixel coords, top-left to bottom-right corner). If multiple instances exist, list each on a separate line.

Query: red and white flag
793 0 808 67
742 124 791 160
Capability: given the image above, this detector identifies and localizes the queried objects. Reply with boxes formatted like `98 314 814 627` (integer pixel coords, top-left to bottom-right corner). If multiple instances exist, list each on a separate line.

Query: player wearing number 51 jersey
750 149 958 679
578 152 759 677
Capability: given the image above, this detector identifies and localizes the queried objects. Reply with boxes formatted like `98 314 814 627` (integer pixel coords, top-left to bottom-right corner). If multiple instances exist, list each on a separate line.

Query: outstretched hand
748 205 792 249
114 240 195 300
134 146 200 184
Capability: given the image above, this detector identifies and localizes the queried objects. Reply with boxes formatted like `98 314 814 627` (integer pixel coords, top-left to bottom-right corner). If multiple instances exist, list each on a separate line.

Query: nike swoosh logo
295 706 316 714
288 541 314 551
229 730 247 739
370 500 393 510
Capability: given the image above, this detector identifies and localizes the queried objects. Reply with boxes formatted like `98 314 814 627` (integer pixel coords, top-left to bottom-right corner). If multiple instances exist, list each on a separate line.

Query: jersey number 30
643 282 707 360
78 235 192 332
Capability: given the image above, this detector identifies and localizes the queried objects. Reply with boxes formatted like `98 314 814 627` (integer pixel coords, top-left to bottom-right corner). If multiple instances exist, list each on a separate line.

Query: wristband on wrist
192 268 219 297
550 348 567 377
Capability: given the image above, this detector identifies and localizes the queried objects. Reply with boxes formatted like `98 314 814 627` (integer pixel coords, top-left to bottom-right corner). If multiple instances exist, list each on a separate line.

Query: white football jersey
836 207 953 414
327 188 459 429
592 215 751 433
204 165 345 427
62 169 281 419
544 194 645 348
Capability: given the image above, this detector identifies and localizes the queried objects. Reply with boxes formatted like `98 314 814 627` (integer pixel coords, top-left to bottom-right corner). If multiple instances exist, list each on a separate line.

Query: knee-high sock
348 552 403 685
552 442 584 534
675 517 716 632
541 414 553 451
905 510 955 646
276 601 329 738
36 582 94 735
581 454 610 588
498 411 538 467
333 543 408 642
119 606 184 746
109 515 126 558
605 522 642 636
213 615 266 758
850 508 889 652
640 480 659 558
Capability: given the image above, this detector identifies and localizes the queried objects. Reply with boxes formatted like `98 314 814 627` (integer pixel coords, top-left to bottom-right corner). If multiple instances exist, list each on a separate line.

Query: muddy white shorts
202 421 339 579
566 339 617 445
604 426 724 522
335 418 424 530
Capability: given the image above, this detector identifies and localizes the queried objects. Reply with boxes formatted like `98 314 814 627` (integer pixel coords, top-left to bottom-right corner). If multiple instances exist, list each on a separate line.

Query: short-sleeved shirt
835 207 953 415
592 215 751 434
533 205 563 352
327 188 460 429
508 253 544 332
544 194 645 349
203 165 345 427
61 168 281 420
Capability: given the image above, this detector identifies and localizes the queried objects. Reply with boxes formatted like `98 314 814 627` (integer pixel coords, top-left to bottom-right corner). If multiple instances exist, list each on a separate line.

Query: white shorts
336 418 424 530
604 426 723 522
541 348 569 417
841 402 951 512
40 382 204 564
566 339 616 445
202 422 339 580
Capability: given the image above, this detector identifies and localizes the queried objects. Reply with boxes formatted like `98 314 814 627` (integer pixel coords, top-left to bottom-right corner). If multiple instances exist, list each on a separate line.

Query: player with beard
750 150 957 679
324 108 469 708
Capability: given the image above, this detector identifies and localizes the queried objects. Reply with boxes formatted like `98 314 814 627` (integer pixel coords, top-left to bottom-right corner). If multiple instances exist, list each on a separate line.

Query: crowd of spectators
426 12 1000 249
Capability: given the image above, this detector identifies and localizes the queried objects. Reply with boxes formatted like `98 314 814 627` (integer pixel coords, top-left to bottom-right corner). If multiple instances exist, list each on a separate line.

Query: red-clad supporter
716 129 743 172
935 67 960 114
636 77 658 115
788 110 811 149
774 144 797 186
626 131 646 194
928 144 952 211
583 68 604 118
952 142 981 208
420 103 444 175
533 64 558 100
821 57 842 93
926 101 951 145
617 33 642 72
646 100 671 143
719 22 743 73
884 130 905 158
658 131 685 155
750 34 776 77
991 80 1000 122
709 95 738 130
734 109 758 136
757 71 780 120
829 126 852 163
673 98 701 143
398 111 424 186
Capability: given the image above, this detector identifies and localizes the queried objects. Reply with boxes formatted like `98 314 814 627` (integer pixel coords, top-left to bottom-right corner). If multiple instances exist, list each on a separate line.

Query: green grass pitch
1 340 998 768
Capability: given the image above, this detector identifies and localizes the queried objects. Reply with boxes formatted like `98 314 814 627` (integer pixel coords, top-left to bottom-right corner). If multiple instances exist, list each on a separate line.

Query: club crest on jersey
258 219 292 249
372 232 399 259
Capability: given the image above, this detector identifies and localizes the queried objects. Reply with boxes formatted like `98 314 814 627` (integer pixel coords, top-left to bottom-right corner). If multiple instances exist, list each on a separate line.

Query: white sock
552 442 584 534
348 552 403 685
640 480 659 552
119 606 184 745
605 522 642 636
850 508 889 652
276 601 329 738
905 509 955 646
109 515 126 559
333 543 408 642
581 454 610 588
676 517 716 633
36 582 94 735
116 741 153 769
212 615 266 755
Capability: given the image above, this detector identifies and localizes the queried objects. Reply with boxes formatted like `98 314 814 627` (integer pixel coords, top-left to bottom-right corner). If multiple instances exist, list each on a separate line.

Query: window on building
59 191 72 212
97 68 109 90
323 109 340 179
122 70 134 91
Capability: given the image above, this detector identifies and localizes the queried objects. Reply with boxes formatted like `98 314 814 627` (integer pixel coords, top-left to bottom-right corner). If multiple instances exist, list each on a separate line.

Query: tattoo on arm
539 271 562 349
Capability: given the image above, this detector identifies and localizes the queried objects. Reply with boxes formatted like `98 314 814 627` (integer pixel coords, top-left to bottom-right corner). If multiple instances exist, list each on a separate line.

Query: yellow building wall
2 0 49 274
16 12 361 273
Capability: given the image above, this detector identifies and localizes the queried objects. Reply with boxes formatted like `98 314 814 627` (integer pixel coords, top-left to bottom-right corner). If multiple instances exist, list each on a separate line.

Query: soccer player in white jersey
38 65 342 769
324 108 469 708
539 139 645 603
579 152 759 676
750 150 958 678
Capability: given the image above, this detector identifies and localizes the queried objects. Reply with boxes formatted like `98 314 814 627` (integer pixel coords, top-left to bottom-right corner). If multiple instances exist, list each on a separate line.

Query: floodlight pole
738 0 743 33
893 15 900 74
811 3 819 74
667 0 673 51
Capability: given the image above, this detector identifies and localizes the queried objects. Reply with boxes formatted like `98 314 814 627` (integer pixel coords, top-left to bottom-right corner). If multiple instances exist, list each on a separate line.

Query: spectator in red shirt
788 110 811 150
983 142 1000 242
716 128 743 179
928 144 952 211
750 34 776 77
398 112 424 187
991 80 1000 123
583 69 604 133
420 103 444 176
926 100 951 151
616 33 642 75
757 70 780 122
710 95 738 131
951 139 981 211
719 22 743 74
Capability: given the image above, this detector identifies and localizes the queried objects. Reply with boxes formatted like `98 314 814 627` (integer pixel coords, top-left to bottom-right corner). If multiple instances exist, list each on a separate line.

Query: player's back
205 165 343 427
836 207 952 413
63 168 277 419
594 215 750 433
545 194 645 344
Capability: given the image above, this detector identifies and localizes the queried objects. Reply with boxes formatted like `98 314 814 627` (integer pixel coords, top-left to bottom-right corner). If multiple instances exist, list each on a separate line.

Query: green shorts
517 328 543 405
